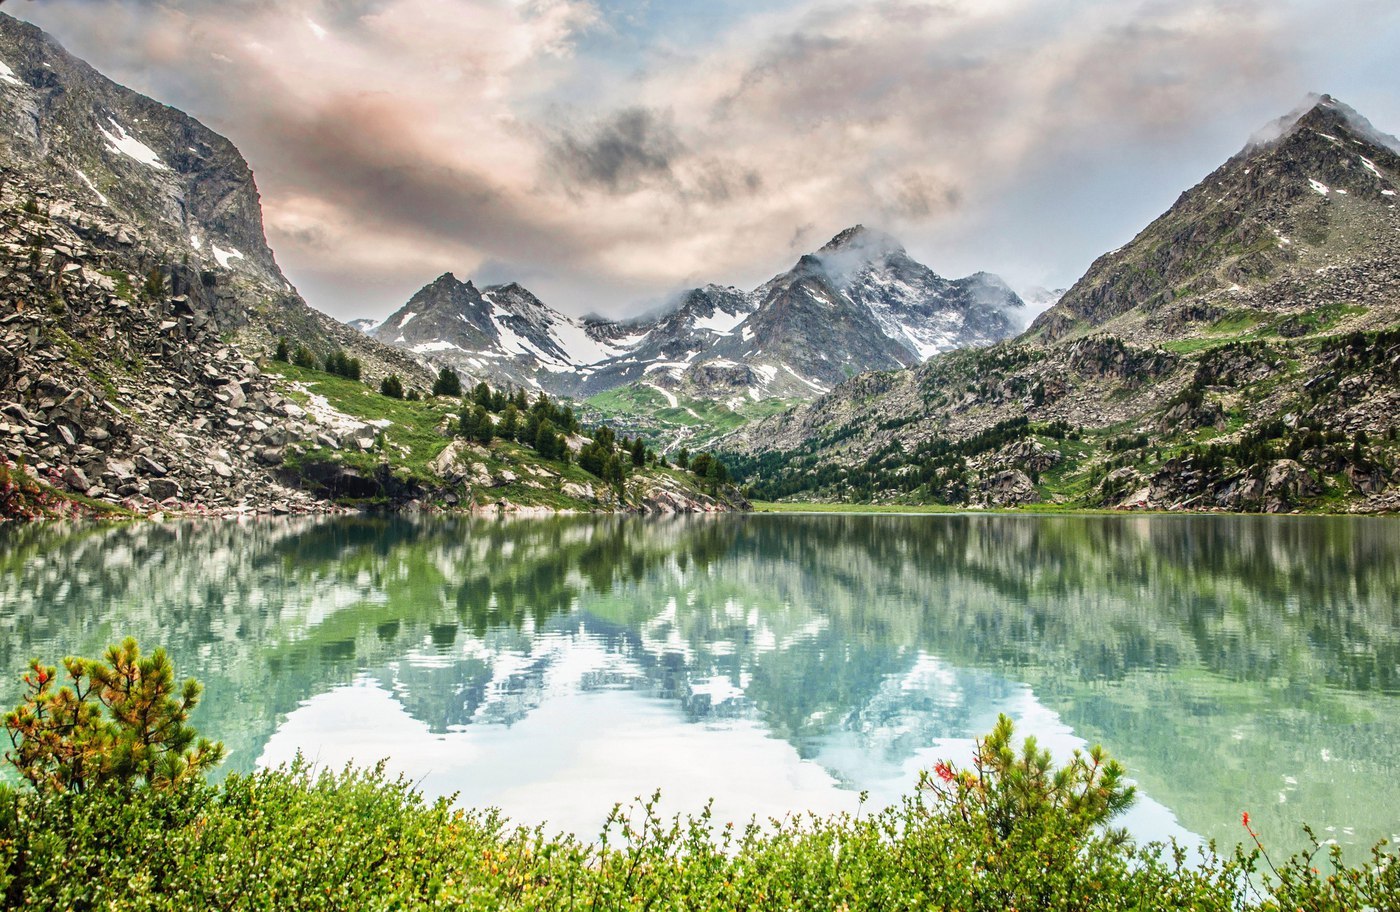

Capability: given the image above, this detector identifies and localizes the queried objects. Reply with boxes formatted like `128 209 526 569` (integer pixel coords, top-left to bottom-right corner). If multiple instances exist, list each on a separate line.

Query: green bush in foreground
1 647 1397 910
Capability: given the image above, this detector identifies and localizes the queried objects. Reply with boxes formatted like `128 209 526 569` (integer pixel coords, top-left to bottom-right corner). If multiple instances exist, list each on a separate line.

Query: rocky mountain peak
426 271 463 289
1032 95 1400 341
818 224 905 257
1246 93 1400 157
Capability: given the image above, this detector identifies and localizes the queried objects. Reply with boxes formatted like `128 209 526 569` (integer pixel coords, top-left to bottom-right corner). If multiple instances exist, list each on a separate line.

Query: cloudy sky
17 0 1400 321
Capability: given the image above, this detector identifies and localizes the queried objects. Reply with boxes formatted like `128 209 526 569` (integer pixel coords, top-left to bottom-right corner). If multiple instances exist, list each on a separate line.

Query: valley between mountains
1 8 1398 519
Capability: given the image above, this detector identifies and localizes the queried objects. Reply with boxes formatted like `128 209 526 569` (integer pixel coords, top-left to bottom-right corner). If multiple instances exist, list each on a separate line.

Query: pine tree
472 405 493 445
535 419 557 458
3 638 225 793
498 404 520 441
459 405 479 441
705 456 729 494
380 374 404 399
274 337 290 362
432 367 462 398
630 437 646 468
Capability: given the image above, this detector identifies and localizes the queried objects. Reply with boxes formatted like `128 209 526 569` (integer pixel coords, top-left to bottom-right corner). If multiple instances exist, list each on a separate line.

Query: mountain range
0 13 729 516
1 3 1396 517
726 94 1400 513
365 225 1025 404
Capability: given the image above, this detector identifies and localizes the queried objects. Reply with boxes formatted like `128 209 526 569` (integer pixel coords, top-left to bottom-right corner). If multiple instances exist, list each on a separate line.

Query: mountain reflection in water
2 513 1397 852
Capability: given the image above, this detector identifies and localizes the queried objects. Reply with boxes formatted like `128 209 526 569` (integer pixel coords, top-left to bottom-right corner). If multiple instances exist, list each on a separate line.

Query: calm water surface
2 513 1397 855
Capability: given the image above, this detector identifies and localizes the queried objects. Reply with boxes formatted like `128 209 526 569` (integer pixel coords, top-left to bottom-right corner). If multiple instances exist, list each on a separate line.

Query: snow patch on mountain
97 118 169 171
693 309 747 335
74 169 108 206
211 244 244 268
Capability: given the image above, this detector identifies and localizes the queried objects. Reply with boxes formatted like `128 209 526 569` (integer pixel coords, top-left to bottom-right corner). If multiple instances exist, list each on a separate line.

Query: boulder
147 477 181 501
1263 459 1318 513
981 469 1038 507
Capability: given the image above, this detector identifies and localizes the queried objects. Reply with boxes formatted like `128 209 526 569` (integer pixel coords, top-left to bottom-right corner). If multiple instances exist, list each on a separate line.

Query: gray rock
136 455 168 476
147 477 181 501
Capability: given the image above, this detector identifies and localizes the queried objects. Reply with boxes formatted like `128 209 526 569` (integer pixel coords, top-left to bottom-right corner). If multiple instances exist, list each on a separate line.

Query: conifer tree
3 638 224 793
498 404 520 441
432 367 462 398
472 405 493 445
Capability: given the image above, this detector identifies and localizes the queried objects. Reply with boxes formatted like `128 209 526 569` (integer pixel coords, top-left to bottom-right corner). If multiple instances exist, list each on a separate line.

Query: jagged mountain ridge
726 95 1400 514
371 273 639 392
371 226 1024 403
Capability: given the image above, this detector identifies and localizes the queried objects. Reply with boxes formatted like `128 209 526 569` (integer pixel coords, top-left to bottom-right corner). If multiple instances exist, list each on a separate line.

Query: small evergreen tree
432 367 462 398
292 345 317 370
630 437 646 468
705 456 729 494
3 638 225 793
274 337 290 363
579 440 607 478
472 381 492 410
498 404 520 441
535 419 558 459
380 374 404 399
142 268 165 301
459 405 479 441
471 405 493 445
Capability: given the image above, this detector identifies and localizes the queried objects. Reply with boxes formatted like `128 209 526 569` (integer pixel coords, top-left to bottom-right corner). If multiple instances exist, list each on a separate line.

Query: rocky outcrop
0 13 442 519
978 470 1038 507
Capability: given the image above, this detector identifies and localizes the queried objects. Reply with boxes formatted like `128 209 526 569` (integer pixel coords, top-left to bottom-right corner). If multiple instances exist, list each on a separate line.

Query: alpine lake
2 512 1397 860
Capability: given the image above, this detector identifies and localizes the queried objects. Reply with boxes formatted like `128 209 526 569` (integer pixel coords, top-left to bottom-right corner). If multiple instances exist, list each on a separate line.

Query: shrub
3 638 224 794
3 687 1397 909
380 374 404 399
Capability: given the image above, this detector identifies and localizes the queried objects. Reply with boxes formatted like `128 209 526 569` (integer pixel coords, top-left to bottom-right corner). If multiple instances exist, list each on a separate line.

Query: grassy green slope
264 364 743 512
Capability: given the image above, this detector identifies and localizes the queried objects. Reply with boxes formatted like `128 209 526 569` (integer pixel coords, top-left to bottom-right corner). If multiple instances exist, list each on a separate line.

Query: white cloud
16 0 1400 317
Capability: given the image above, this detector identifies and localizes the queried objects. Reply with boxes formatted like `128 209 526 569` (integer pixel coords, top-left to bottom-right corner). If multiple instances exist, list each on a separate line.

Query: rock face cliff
727 96 1400 514
370 226 1024 403
0 14 736 517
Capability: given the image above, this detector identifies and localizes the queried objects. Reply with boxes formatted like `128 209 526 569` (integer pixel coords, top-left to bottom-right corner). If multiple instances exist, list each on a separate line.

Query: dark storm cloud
547 107 683 193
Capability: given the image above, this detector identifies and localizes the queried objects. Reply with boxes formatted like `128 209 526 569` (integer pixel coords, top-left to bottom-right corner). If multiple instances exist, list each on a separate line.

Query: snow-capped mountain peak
368 226 1023 401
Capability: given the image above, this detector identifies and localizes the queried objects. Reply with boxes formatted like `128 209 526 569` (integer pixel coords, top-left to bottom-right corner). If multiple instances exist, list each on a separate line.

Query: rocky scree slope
0 14 681 518
727 96 1400 514
370 226 1024 405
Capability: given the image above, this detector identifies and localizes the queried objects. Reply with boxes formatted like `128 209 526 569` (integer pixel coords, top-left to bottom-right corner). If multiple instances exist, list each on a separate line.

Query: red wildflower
36 670 48 684
1241 811 1250 829
934 761 956 783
